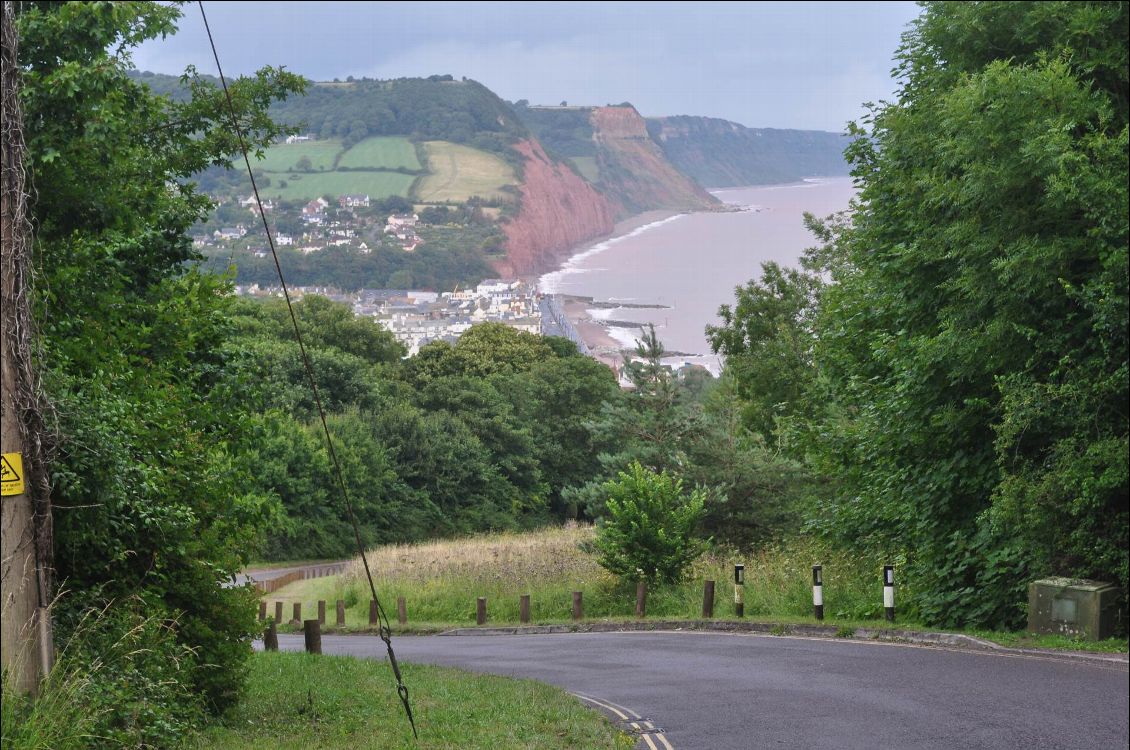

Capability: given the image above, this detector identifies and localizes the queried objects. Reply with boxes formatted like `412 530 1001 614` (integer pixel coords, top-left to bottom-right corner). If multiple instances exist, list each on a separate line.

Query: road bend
273 630 1128 750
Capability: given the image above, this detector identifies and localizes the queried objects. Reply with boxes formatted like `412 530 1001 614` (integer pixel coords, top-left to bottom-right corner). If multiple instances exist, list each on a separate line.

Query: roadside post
636 581 648 618
335 599 345 627
813 565 824 620
702 579 715 618
572 591 584 621
263 621 278 652
520 594 531 624
275 601 283 624
477 597 487 625
303 619 322 654
397 596 407 626
258 601 267 621
883 565 895 622
734 564 745 618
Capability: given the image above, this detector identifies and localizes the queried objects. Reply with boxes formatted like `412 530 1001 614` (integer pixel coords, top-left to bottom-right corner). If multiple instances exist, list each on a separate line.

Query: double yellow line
573 692 674 750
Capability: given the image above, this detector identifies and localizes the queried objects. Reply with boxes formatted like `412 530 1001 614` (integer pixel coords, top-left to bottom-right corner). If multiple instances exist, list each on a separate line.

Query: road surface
273 630 1128 749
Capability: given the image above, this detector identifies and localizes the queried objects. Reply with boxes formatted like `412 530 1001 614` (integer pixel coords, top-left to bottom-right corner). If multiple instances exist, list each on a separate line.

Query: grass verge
179 651 632 749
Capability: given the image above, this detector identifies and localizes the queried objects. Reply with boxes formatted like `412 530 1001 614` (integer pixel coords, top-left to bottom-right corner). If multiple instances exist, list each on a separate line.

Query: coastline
533 209 682 368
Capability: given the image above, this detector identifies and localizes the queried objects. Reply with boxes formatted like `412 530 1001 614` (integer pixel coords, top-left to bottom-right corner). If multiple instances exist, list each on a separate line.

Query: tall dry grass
265 525 916 628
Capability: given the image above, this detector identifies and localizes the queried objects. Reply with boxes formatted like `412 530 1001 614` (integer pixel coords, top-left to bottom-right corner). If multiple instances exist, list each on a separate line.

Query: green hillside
646 116 852 187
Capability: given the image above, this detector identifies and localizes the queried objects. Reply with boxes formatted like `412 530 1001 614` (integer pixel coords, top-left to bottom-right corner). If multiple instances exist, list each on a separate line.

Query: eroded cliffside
589 106 720 215
496 139 616 278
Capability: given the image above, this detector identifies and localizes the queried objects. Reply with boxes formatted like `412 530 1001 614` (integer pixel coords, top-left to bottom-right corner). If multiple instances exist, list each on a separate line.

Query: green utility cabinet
1027 578 1120 641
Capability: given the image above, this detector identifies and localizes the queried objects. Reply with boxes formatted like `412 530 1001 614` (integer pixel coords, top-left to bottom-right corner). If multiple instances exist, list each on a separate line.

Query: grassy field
263 526 917 629
265 171 416 201
416 141 517 202
338 137 421 170
254 139 344 172
180 652 631 749
260 526 1129 653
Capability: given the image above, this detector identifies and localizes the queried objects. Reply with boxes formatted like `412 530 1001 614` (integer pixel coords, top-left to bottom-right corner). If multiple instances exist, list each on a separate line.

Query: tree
591 462 708 585
803 1 1128 628
16 0 304 716
707 260 821 444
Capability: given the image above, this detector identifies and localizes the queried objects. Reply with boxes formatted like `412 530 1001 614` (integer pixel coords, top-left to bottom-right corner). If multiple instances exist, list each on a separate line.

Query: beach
536 178 857 375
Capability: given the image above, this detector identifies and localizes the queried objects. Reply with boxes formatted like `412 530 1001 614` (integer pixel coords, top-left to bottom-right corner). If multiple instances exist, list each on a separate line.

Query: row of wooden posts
260 565 899 654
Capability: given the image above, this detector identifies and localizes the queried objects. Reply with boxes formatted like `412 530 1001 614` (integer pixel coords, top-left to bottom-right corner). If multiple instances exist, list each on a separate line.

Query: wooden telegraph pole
1 0 53 694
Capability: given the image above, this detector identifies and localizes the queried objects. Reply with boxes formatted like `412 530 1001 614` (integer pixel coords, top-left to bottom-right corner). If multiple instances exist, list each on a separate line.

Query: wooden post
1 1 52 694
258 600 267 621
702 580 715 618
572 591 583 621
636 581 648 618
317 600 326 625
263 621 278 652
335 599 345 627
476 597 487 625
397 596 407 626
519 594 530 624
369 599 378 626
292 602 302 624
274 601 283 624
303 619 321 654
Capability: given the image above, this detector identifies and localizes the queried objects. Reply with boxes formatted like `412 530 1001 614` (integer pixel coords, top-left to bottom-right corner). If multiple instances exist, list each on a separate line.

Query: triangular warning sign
0 455 19 483
1 453 24 495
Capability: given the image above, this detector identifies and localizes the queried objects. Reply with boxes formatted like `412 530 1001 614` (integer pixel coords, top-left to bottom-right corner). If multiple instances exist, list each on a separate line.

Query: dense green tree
796 1 1127 627
591 462 708 585
17 0 304 715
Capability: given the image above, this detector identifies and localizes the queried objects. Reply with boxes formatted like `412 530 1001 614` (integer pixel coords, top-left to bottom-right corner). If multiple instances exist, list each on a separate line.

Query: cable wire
196 3 417 738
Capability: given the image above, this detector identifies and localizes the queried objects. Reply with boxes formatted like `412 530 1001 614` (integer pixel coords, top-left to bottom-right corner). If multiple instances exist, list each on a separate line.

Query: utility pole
2 0 53 694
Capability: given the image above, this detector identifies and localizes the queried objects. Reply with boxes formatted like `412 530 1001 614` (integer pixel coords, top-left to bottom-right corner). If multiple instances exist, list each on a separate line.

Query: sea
538 176 857 374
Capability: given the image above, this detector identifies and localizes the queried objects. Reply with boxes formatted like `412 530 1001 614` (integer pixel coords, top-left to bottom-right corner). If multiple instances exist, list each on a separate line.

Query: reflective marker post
812 565 824 621
883 565 895 622
734 564 745 618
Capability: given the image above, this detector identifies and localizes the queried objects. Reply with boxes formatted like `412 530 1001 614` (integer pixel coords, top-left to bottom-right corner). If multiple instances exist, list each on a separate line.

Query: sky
134 1 922 132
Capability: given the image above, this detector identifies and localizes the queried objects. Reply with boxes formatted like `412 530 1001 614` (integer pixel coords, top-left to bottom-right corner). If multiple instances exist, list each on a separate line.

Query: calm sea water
538 177 856 371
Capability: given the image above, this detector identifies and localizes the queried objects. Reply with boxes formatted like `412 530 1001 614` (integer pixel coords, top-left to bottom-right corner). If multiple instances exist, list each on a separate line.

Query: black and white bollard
734 564 745 618
883 565 895 622
812 565 824 620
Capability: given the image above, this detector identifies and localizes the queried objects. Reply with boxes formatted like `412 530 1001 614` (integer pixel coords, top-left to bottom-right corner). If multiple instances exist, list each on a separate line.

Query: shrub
591 462 708 584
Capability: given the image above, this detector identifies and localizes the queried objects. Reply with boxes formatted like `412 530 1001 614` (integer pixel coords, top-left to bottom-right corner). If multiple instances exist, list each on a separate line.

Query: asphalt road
273 631 1128 750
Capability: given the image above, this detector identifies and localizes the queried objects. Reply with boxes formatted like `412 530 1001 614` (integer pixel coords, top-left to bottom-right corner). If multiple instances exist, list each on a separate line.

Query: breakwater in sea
538 177 856 372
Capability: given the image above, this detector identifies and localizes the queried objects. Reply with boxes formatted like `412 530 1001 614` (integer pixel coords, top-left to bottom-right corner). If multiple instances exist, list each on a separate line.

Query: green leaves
592 462 708 585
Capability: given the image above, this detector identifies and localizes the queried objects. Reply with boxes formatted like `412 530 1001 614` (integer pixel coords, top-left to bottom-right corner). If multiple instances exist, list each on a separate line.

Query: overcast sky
134 1 922 132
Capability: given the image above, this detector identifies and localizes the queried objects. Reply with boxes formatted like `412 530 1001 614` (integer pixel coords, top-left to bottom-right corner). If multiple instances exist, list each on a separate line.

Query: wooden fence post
636 581 648 618
258 601 267 621
702 580 715 618
369 599 378 626
317 600 326 625
275 601 283 624
303 619 321 654
336 599 345 627
476 597 487 625
264 621 278 651
520 594 530 624
292 602 301 624
572 591 583 621
397 597 407 626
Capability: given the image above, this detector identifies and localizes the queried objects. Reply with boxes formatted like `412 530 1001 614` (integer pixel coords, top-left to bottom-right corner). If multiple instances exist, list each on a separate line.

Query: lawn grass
179 652 631 750
415 141 517 202
338 136 421 170
254 139 344 172
263 170 416 201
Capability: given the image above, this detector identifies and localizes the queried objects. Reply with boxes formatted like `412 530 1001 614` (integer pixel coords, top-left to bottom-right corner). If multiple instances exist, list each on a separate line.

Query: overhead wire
195 2 417 739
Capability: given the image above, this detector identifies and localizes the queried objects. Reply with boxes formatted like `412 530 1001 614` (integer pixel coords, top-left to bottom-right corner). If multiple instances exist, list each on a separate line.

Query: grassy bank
180 651 631 749
262 525 1128 653
265 525 915 628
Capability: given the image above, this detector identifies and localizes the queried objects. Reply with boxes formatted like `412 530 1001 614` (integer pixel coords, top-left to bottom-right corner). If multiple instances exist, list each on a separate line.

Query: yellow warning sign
1 453 25 496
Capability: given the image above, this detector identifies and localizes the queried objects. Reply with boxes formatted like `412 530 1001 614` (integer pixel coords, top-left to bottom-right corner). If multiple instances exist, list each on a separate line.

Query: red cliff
589 106 720 214
496 139 616 278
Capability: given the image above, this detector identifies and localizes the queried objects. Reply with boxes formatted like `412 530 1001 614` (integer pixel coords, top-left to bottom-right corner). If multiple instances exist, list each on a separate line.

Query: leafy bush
591 462 708 584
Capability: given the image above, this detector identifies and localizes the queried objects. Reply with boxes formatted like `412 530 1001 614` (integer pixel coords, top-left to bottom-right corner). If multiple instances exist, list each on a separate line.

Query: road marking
573 693 674 749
